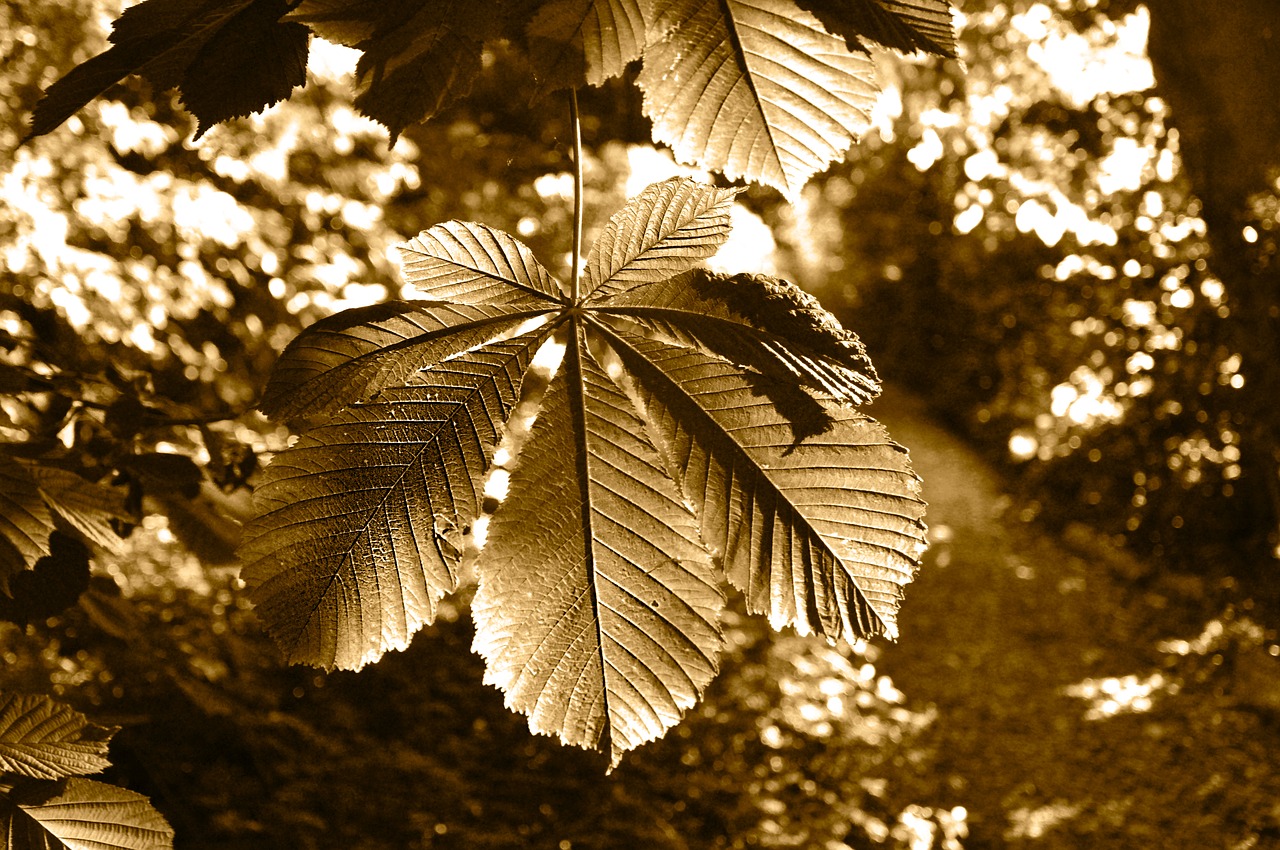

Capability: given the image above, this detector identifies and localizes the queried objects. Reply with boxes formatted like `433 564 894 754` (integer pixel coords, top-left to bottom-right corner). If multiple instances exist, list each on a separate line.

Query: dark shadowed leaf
0 454 54 591
0 533 91 627
596 269 881 404
0 692 115 780
638 0 880 197
180 0 310 139
798 0 957 57
350 1 497 143
527 0 651 91
472 321 723 768
26 0 303 141
0 777 173 850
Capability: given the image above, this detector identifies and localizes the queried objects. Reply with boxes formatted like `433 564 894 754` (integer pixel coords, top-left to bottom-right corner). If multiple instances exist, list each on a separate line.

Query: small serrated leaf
0 692 115 780
583 177 738 300
638 0 880 198
397 221 567 306
0 777 173 850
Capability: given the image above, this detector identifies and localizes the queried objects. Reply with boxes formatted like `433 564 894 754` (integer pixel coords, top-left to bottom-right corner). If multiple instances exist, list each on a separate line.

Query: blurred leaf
638 0 881 198
30 466 132 554
125 452 203 500
0 777 173 850
0 692 115 780
0 454 55 592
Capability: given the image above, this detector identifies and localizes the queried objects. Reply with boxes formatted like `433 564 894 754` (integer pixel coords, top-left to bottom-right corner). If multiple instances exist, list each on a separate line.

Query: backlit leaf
583 177 738 300
638 0 880 197
527 0 651 91
596 269 880 404
397 221 567 306
245 178 926 766
259 301 549 425
606 331 926 641
241 330 551 670
473 320 723 767
0 777 173 850
0 692 115 781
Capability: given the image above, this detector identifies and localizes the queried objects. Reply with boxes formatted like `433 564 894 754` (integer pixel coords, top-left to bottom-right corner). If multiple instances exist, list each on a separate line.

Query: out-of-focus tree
807 0 1279 586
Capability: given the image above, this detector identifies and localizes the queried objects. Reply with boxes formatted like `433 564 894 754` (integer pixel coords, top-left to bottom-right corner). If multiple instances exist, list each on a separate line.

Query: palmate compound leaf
244 177 927 765
0 692 115 780
0 777 173 850
638 0 881 199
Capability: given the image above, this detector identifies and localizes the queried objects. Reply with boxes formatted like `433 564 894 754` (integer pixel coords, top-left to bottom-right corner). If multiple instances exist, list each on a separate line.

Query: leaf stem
569 88 584 303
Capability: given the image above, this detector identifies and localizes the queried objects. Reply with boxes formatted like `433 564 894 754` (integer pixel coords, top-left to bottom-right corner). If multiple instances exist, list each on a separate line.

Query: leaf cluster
29 0 958 197
239 178 927 766
0 691 173 849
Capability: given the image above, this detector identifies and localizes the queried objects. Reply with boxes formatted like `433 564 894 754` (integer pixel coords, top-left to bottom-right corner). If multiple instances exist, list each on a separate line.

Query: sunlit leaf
0 777 173 850
473 321 723 768
245 178 926 766
606 331 926 641
259 301 549 426
397 221 567 306
583 177 738 300
638 0 880 197
0 692 115 781
527 0 650 91
241 330 551 670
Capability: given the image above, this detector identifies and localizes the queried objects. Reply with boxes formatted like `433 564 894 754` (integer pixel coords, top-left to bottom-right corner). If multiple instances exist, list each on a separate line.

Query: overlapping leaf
26 0 307 142
638 0 881 198
243 177 926 765
0 455 54 591
0 777 174 850
527 0 650 91
31 1 956 197
0 692 115 781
